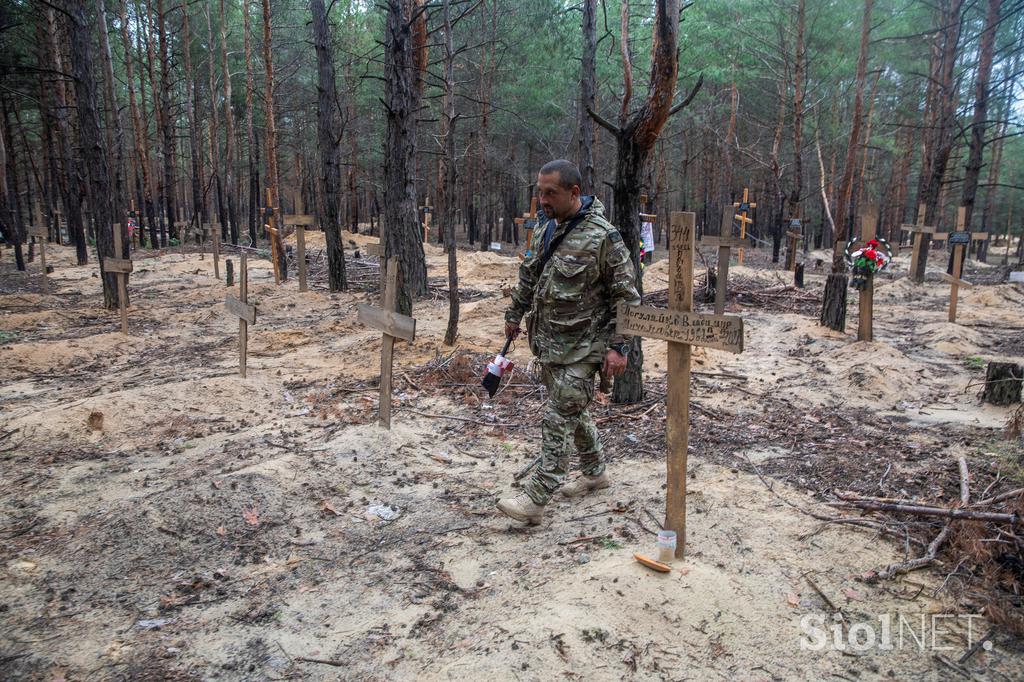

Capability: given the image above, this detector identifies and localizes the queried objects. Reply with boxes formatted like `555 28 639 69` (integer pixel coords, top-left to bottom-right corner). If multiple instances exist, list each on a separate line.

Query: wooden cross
204 223 222 279
617 211 744 558
265 188 282 285
28 225 49 293
224 252 256 377
104 229 133 336
944 207 988 324
900 204 948 279
357 258 417 429
285 215 315 292
700 205 750 316
732 187 756 264
854 206 880 342
515 197 539 260
421 203 433 243
785 218 803 271
129 200 139 248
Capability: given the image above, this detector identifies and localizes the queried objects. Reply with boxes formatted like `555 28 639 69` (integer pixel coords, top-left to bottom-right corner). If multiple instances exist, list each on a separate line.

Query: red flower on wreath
867 239 880 248
863 248 877 261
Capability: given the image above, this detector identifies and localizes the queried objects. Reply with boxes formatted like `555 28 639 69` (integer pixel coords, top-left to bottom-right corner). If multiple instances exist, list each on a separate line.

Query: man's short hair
539 160 582 190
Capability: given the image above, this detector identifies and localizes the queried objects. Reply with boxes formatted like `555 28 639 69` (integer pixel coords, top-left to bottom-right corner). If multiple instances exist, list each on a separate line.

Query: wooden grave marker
943 207 988 324
785 218 803 271
224 252 256 377
900 203 948 279
357 258 417 429
732 187 757 264
104 229 133 335
515 197 539 260
617 211 744 558
420 203 433 242
285 215 315 292
700 205 750 316
854 206 880 342
206 223 222 279
28 224 49 293
265 188 283 285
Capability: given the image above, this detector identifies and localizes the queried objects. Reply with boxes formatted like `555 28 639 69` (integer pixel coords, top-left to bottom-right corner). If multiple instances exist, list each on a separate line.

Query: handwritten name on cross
700 205 750 316
617 211 745 559
943 207 988 324
357 258 417 429
732 187 756 264
224 253 257 377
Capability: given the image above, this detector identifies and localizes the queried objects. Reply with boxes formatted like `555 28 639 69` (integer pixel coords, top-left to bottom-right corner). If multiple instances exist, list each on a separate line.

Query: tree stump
819 272 848 331
794 263 805 289
226 259 234 287
982 362 1023 405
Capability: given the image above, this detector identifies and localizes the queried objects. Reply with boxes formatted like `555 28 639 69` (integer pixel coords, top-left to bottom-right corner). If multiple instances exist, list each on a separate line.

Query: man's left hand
602 348 627 377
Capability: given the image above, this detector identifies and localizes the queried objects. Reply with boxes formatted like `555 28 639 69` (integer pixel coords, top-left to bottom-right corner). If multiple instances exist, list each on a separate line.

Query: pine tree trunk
181 6 203 232
261 0 287 279
820 0 872 331
68 1 119 308
220 0 239 245
578 0 597 194
311 0 347 291
959 0 1001 232
382 0 428 315
441 0 460 345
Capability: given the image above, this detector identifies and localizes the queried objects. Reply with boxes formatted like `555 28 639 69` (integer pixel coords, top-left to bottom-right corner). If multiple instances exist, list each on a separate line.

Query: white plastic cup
656 530 677 563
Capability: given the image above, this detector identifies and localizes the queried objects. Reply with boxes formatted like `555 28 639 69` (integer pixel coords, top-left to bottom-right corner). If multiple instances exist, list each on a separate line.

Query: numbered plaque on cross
617 211 744 559
225 252 256 377
700 205 750 316
357 258 417 429
785 218 803 271
943 207 988 324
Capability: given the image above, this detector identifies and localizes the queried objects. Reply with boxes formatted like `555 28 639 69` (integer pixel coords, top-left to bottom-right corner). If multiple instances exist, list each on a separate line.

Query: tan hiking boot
560 471 610 499
496 493 544 525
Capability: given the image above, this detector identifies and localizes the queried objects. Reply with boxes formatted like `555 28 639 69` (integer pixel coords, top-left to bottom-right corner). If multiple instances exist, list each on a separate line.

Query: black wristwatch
608 342 629 357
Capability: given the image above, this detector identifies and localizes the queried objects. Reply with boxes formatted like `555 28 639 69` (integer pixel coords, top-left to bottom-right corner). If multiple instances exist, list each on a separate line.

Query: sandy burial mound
2 241 1023 680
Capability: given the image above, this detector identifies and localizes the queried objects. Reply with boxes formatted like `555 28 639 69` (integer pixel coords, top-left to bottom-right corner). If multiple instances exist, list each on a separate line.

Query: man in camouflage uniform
496 160 640 525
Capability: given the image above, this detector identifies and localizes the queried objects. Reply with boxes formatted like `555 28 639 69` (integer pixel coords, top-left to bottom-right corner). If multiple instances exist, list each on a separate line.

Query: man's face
537 172 580 222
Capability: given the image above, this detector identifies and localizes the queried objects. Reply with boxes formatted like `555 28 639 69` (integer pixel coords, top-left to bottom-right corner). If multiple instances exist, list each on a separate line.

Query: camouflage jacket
505 197 640 365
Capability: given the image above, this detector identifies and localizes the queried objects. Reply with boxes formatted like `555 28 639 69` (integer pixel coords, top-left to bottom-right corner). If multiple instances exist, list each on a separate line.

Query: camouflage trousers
523 362 605 505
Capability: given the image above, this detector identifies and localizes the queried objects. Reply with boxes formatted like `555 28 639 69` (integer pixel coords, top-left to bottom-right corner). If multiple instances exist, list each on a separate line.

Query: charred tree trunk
311 0 347 291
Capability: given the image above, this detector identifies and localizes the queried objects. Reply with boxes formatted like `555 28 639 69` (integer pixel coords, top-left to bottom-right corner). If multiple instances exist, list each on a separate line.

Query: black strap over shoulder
537 213 588 274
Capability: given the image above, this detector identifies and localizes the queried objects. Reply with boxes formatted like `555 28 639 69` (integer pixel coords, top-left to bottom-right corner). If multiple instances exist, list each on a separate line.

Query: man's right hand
505 320 522 340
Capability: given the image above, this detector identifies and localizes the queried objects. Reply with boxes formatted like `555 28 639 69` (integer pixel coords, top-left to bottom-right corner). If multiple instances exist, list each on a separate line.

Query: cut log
982 362 1022 405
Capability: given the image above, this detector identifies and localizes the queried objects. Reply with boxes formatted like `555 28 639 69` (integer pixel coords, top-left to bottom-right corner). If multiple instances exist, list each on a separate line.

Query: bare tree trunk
820 0 872 332
68 0 119 308
46 9 87 263
311 0 348 291
959 0 1001 231
787 0 805 221
181 5 203 231
382 0 428 315
589 0 697 404
98 0 126 224
578 0 597 194
220 0 239 244
205 3 226 241
441 0 460 344
243 0 257 244
913 0 964 281
261 0 286 278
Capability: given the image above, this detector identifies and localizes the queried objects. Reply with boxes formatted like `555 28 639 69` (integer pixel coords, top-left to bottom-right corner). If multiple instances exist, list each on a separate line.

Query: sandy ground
1 233 1023 681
